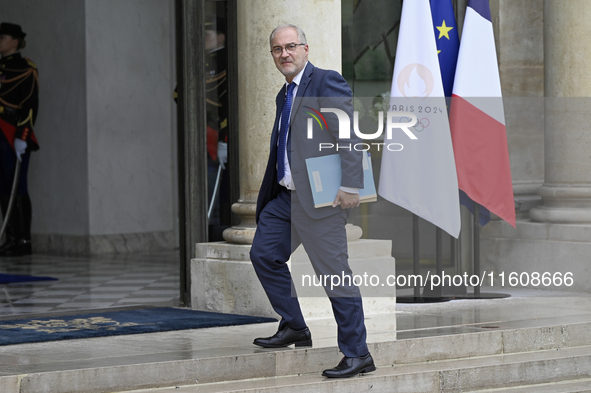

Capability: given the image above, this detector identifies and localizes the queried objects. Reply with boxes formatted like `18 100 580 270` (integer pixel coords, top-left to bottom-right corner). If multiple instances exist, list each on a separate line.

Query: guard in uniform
204 17 230 241
0 23 39 256
173 17 230 241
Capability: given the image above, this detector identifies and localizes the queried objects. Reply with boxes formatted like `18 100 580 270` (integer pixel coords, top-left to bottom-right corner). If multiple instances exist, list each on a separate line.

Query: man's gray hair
269 24 307 48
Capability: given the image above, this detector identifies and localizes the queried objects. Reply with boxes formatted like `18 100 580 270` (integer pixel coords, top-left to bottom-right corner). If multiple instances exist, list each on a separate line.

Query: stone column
194 0 397 316
529 0 591 223
223 0 344 244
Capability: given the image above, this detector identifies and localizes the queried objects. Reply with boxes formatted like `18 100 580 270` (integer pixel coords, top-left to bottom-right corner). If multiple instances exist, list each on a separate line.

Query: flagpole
398 214 451 303
469 202 510 299
422 224 463 299
474 203 481 297
436 227 443 283
451 236 457 279
413 214 421 299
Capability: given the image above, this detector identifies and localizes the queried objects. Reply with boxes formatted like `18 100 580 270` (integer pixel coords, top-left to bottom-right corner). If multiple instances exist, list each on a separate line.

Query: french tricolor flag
449 0 516 227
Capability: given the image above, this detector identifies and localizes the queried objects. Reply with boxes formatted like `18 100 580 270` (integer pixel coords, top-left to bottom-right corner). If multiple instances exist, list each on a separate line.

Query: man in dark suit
249 24 375 378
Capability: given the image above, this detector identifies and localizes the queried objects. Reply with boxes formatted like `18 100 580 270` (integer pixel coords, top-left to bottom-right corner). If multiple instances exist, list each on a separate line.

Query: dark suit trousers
250 188 369 358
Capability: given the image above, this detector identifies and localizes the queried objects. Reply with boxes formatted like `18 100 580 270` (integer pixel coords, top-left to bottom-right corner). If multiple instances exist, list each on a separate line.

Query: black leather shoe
0 238 15 253
253 325 312 348
0 239 31 257
322 353 376 378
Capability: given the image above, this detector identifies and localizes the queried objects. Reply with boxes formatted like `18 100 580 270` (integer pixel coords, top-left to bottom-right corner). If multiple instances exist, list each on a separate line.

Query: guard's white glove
217 141 228 170
14 139 27 162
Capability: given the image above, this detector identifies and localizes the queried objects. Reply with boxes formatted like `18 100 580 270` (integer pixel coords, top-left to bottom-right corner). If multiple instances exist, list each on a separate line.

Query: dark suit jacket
256 62 363 223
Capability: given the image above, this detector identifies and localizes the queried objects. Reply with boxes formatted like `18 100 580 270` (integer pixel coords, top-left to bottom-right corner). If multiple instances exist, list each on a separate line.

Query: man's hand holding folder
332 189 361 209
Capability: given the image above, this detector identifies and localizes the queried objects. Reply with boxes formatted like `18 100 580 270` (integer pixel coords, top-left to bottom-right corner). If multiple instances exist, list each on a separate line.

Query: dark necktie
277 82 295 183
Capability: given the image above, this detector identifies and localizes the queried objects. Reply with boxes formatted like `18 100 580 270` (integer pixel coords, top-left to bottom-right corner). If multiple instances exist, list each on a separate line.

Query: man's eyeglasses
270 43 305 57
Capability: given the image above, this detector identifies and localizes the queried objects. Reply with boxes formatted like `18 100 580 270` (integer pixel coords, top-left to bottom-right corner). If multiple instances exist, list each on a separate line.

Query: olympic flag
378 0 461 238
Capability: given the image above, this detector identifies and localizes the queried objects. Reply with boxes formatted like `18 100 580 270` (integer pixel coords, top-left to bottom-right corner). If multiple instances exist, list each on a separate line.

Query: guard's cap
205 16 226 34
0 23 26 39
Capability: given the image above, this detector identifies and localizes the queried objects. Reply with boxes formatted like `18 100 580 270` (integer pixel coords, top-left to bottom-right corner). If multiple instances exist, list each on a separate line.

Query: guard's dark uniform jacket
205 46 228 148
0 52 39 152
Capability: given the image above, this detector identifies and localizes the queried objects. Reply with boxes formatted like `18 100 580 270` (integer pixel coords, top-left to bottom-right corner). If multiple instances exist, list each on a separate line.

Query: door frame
175 0 239 306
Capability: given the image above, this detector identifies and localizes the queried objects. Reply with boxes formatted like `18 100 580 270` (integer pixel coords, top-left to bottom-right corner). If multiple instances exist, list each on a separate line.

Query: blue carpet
0 307 276 346
0 274 58 284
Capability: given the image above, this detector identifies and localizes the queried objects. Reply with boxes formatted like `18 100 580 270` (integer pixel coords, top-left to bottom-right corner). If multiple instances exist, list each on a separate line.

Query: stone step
122 345 591 393
3 318 591 393
192 239 397 320
466 378 591 392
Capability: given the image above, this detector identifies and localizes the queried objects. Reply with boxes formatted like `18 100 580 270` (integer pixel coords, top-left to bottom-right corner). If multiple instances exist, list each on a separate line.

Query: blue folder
305 151 377 208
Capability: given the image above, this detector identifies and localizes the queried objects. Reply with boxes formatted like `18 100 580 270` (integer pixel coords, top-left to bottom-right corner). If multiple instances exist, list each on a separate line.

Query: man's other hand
332 189 360 209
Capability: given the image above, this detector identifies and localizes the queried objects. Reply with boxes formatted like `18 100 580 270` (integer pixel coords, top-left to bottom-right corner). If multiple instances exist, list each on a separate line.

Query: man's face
271 27 308 82
0 35 18 56
205 29 225 52
205 29 218 52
